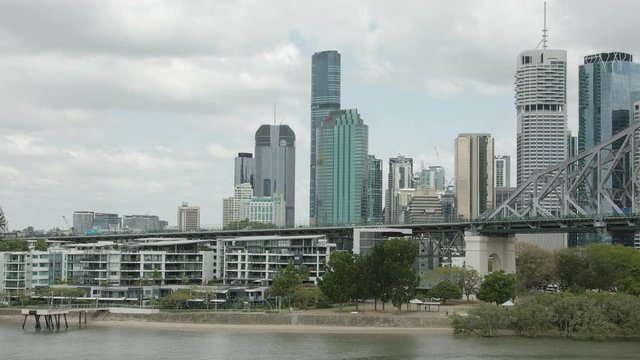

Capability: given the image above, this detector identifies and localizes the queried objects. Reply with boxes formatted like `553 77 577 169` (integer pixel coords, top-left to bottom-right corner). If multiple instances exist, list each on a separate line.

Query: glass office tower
316 109 368 226
310 50 341 225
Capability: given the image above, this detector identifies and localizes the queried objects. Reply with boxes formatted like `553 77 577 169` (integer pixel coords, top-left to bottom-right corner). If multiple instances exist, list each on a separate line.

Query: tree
271 260 308 310
0 239 29 251
293 284 323 309
428 280 462 304
477 270 516 305
224 219 277 230
457 266 483 301
351 254 371 311
555 247 587 291
318 251 354 311
515 242 556 294
452 302 509 337
374 238 420 310
180 275 191 285
163 288 193 309
422 266 461 288
34 239 48 251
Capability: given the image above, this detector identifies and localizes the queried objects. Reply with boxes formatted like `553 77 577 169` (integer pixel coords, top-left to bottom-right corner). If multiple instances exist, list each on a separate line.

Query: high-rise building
494 155 511 188
72 211 94 235
578 52 640 214
515 49 567 187
177 202 200 232
310 50 341 225
222 183 253 228
579 52 640 153
316 109 368 226
122 215 163 233
254 124 296 227
418 166 446 191
385 155 414 224
93 213 121 232
366 155 383 224
234 152 256 188
407 188 442 223
455 133 495 219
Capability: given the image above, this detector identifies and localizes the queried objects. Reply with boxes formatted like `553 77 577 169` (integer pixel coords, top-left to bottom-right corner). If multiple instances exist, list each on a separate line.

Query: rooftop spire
542 1 548 49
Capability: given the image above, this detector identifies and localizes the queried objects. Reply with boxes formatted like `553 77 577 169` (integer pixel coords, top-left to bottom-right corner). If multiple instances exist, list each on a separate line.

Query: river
0 321 638 359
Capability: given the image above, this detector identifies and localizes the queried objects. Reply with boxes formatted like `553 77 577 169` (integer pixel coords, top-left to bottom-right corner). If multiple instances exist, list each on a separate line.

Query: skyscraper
316 109 368 226
494 155 511 188
310 50 341 225
578 52 640 153
455 133 494 219
177 202 200 232
418 166 446 191
234 152 255 188
515 49 567 187
385 155 414 224
366 155 383 224
578 52 640 214
72 211 94 235
254 124 296 227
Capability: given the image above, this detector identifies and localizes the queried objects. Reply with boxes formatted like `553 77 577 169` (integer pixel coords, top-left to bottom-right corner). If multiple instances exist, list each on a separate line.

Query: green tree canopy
477 270 516 305
0 239 29 251
34 239 48 251
223 219 277 230
458 265 483 301
515 242 556 294
271 260 308 310
428 280 462 304
369 237 419 310
318 251 355 311
163 288 193 309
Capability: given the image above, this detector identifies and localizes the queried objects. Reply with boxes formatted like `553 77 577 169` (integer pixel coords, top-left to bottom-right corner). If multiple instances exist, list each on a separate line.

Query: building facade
254 124 296 227
72 211 94 235
222 235 335 285
418 166 446 191
455 133 495 219
122 215 163 233
494 155 511 188
316 109 368 226
310 50 341 225
234 152 255 188
93 213 121 232
579 52 640 153
515 49 567 186
222 183 254 228
177 202 200 232
366 155 383 224
385 155 414 224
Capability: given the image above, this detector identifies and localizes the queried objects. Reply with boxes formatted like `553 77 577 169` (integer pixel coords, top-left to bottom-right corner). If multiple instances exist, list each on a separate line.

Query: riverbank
0 306 454 333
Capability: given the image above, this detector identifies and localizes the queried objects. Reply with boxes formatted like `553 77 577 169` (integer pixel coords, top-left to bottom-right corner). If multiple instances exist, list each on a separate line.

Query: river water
1 321 639 359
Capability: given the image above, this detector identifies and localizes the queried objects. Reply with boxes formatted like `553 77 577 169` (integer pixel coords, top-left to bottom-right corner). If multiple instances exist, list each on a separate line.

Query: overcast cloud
1 0 639 230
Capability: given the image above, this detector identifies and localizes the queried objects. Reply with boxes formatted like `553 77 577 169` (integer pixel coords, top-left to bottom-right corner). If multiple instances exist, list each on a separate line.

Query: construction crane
0 205 7 232
61 215 71 230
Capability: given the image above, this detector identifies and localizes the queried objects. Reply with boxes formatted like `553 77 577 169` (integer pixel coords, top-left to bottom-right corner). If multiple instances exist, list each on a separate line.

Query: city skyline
1 1 640 230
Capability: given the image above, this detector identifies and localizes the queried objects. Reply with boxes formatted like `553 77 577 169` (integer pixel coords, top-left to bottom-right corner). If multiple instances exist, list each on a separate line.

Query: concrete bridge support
464 233 516 276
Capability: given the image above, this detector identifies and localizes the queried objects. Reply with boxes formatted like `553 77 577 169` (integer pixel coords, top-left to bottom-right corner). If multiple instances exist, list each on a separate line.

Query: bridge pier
464 233 515 276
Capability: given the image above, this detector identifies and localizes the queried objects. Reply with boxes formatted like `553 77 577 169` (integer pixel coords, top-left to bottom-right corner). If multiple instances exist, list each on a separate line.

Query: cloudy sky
1 0 639 230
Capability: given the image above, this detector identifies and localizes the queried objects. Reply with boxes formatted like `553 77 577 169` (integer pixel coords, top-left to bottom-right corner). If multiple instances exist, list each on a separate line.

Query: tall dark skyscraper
310 50 341 225
254 124 296 227
234 152 255 188
366 155 383 224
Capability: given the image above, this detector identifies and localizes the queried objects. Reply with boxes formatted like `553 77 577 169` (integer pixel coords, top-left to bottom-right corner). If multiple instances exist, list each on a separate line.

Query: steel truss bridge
46 123 640 268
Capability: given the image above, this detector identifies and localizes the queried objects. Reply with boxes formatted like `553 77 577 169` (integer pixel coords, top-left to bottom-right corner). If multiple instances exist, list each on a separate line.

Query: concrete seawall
102 311 452 329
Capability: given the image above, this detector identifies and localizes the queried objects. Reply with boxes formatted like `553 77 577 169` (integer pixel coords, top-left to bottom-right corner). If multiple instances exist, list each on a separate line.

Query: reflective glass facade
578 52 640 152
316 109 368 226
310 51 341 224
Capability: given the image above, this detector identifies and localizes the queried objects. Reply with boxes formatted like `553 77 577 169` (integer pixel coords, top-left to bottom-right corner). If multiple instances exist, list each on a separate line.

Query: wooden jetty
21 309 70 331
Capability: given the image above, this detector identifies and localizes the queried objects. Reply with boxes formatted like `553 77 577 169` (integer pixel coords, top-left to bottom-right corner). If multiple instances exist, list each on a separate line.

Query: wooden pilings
21 309 70 331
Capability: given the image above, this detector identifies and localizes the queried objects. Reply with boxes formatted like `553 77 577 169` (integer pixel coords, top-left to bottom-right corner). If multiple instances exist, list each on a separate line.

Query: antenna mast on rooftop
542 1 548 49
